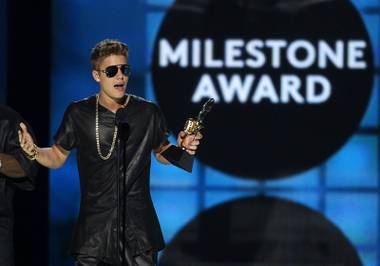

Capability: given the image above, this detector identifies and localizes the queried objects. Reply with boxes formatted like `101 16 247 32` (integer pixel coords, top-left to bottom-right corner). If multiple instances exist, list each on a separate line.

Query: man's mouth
114 84 125 89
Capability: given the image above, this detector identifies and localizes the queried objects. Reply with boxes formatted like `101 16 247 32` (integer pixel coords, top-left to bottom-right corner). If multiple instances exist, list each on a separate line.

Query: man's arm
33 145 70 169
154 131 202 165
0 153 26 177
18 122 69 169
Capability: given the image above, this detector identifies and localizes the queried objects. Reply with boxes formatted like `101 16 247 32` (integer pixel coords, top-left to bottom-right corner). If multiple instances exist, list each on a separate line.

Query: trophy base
161 145 194 173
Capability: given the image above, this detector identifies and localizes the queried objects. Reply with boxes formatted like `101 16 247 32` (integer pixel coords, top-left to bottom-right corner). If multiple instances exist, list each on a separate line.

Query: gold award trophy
162 98 215 172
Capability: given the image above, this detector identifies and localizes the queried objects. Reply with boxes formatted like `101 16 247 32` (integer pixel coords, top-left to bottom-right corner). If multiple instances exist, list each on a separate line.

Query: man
0 105 38 266
19 39 202 266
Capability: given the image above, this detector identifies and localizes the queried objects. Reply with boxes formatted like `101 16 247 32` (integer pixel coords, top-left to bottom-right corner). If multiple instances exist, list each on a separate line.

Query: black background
5 0 50 265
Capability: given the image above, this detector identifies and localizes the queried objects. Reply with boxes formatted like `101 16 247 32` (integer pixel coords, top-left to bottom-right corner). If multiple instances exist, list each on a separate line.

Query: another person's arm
0 153 26 177
0 108 38 189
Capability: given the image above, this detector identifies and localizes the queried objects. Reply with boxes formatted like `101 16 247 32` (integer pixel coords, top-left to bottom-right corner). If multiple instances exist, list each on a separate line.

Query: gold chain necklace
95 94 118 160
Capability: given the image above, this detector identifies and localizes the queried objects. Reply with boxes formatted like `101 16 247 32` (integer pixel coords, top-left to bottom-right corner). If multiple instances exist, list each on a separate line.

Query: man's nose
115 68 124 79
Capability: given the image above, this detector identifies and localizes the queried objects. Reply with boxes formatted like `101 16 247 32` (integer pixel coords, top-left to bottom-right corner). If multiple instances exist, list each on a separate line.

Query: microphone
118 123 130 142
115 108 130 142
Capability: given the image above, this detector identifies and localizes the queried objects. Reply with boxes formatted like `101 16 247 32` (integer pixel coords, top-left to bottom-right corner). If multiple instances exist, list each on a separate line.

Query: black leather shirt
54 95 168 264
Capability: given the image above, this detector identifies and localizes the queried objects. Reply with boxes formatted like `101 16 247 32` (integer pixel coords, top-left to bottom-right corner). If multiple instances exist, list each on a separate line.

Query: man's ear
92 70 100 82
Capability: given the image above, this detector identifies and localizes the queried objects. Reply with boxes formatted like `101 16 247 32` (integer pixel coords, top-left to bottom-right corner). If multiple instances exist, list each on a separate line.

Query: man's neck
98 93 129 113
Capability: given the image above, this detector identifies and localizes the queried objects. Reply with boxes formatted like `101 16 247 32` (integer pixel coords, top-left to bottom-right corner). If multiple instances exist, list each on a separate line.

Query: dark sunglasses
100 64 131 78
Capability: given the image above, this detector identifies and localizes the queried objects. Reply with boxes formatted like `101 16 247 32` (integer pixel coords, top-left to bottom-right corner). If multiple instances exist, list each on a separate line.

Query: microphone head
115 108 130 141
118 122 130 141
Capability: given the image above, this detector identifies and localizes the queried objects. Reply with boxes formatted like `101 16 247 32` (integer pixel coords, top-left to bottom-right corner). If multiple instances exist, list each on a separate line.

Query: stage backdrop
51 0 379 265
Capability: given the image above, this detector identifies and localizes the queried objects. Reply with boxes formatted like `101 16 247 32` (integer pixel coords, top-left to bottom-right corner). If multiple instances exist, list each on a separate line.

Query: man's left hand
177 131 203 155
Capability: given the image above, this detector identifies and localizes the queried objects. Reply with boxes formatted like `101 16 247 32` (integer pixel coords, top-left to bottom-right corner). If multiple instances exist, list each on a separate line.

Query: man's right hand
18 122 38 159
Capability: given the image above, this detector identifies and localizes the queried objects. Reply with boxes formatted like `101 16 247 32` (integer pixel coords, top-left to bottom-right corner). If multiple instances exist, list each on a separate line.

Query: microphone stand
116 108 130 266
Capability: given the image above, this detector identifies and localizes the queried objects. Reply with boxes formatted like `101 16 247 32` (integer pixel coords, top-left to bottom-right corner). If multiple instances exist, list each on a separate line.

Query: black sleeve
5 119 38 191
152 104 170 151
53 103 77 151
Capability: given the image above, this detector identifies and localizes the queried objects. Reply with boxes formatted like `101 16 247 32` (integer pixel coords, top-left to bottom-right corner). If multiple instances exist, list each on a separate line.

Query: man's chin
101 87 127 101
113 88 126 97
112 92 128 104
